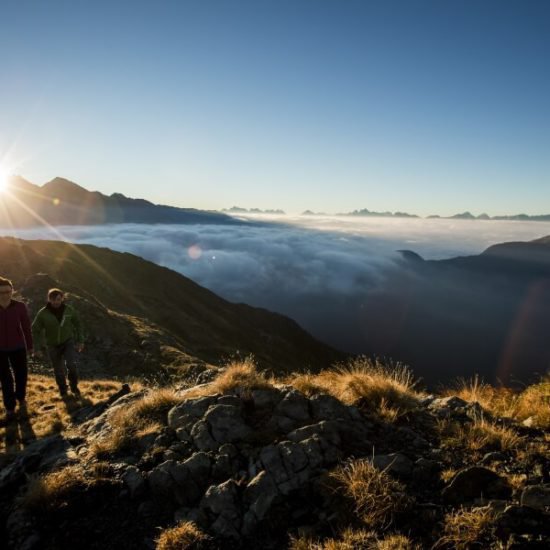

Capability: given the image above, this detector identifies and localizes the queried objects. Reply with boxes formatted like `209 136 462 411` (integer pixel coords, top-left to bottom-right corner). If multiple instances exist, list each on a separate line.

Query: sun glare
0 164 8 192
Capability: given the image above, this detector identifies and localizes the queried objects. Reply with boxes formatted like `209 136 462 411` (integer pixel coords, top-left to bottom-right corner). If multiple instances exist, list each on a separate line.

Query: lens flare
188 244 202 260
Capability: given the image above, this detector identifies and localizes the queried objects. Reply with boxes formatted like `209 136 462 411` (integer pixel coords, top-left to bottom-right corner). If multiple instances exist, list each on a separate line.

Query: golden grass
438 417 523 454
375 535 419 550
155 521 208 550
448 375 550 429
92 387 180 457
329 459 412 529
20 463 108 515
434 507 496 549
0 374 129 463
185 357 273 399
285 358 422 421
289 530 418 550
289 529 375 549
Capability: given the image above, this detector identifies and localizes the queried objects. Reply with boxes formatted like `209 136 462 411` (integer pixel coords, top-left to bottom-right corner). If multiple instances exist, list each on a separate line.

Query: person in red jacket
0 276 33 421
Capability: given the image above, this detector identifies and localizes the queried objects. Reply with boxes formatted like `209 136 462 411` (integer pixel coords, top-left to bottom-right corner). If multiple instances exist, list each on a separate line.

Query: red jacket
0 300 33 351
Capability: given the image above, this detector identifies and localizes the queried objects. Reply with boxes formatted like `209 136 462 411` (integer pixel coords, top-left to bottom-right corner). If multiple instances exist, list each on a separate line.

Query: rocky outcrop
1 381 549 549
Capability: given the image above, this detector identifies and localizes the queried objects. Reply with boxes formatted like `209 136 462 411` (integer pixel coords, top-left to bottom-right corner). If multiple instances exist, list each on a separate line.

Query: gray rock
217 395 243 408
244 470 279 521
259 445 289 484
494 505 550 537
373 453 414 478
201 479 242 538
183 451 212 481
191 420 218 451
309 394 350 421
168 396 218 430
279 441 309 474
287 420 342 447
251 388 284 409
121 465 146 498
204 404 252 444
137 500 158 518
521 484 550 510
274 390 310 421
442 466 512 504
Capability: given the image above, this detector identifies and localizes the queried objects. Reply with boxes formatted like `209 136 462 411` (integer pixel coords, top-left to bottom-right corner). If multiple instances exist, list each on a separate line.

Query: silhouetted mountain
346 236 550 385
1 176 245 228
223 206 286 214
337 208 419 218
450 211 476 219
0 237 344 379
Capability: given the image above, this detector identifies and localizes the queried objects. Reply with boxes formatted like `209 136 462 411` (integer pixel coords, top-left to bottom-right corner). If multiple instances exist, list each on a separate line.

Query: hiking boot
59 389 68 398
71 387 81 397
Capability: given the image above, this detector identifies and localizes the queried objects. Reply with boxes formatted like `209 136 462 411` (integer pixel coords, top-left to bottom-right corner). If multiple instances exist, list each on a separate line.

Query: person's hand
77 343 84 353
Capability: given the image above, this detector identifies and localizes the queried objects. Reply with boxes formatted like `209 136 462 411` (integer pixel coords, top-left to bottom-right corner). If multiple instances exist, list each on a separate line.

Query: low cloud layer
4 215 550 356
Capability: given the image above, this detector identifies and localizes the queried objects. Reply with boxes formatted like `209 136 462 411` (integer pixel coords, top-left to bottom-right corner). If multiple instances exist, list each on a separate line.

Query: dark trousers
47 339 79 393
0 349 28 411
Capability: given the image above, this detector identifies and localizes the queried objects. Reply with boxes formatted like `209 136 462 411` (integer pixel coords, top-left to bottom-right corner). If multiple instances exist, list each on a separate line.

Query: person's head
48 288 65 308
0 277 13 303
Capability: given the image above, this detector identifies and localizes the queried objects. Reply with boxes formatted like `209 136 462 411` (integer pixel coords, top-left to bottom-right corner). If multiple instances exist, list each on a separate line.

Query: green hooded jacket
32 304 84 348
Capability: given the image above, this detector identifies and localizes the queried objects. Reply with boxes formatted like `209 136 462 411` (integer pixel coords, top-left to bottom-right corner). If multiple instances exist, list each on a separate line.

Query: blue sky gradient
1 0 549 215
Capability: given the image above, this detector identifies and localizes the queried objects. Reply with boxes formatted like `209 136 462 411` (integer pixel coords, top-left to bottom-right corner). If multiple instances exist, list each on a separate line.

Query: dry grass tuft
434 506 496 549
375 534 419 550
289 529 376 550
21 463 109 515
186 357 273 399
155 521 208 550
286 358 422 421
438 417 523 454
330 459 412 529
92 387 180 457
448 375 550 429
288 530 418 550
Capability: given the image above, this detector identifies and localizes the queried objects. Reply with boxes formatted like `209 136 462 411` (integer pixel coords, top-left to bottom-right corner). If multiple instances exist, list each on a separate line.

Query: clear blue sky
1 0 549 216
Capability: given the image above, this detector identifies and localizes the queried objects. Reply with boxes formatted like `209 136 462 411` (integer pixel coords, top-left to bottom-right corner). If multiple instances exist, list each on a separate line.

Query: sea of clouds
4 215 550 353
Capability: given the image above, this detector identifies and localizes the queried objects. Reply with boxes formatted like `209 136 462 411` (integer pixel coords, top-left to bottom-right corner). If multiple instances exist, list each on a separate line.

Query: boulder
442 466 512 504
373 453 414 478
521 484 550 510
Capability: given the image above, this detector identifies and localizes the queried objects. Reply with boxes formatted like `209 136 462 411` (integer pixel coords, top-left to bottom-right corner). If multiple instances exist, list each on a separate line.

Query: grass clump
434 507 497 549
329 459 412 529
287 357 422 421
438 417 523 455
449 374 550 429
289 530 418 550
186 357 273 399
156 521 208 550
21 463 109 515
92 387 180 457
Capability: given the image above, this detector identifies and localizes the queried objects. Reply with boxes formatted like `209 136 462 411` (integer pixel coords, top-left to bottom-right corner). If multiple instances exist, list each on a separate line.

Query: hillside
0 237 344 379
0 360 548 549
1 176 244 227
338 236 550 385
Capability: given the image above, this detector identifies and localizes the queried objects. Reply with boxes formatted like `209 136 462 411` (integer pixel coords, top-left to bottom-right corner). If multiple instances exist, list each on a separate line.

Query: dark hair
0 276 13 288
48 288 64 299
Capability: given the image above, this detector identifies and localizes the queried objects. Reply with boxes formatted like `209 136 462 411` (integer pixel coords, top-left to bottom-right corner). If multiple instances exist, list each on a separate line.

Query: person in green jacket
32 288 84 397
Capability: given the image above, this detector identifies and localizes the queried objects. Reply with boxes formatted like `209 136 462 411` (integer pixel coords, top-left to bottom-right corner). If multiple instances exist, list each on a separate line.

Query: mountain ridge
2 176 245 227
0 237 344 379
